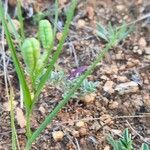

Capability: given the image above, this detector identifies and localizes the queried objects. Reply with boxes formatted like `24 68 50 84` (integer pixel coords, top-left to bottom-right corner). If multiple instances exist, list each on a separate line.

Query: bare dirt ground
0 0 150 149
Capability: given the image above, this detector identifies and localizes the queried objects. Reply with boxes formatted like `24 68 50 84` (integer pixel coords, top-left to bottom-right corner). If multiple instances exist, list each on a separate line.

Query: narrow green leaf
10 87 21 150
53 0 59 38
0 1 32 109
17 0 25 41
6 14 21 48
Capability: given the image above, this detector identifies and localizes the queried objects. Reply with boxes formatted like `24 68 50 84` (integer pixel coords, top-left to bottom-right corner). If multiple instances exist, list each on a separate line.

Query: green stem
25 41 115 150
26 109 32 139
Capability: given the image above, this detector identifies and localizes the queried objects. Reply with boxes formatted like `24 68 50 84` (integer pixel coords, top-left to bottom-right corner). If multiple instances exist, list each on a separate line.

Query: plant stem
26 109 32 139
25 41 115 150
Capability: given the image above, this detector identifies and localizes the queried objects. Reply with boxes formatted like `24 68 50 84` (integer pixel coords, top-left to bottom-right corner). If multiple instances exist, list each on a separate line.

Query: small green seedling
80 79 99 94
107 128 149 150
97 22 133 45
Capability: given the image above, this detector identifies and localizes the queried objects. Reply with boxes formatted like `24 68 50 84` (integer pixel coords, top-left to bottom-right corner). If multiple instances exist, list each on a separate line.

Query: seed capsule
21 38 40 73
39 19 53 49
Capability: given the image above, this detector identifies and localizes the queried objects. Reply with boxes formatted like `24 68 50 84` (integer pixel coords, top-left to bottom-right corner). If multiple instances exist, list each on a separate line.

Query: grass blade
10 86 21 150
17 0 25 41
0 1 32 109
6 14 21 48
53 0 59 39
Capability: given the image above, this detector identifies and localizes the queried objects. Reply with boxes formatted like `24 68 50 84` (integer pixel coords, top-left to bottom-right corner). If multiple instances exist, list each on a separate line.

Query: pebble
109 101 119 109
133 45 139 50
82 93 96 104
116 5 125 11
56 32 62 41
103 81 115 94
100 75 109 80
127 59 140 67
77 19 86 28
145 47 150 54
104 64 118 74
72 130 79 137
52 131 64 141
104 145 111 150
100 114 113 125
139 37 147 47
39 106 46 114
115 81 139 95
143 93 150 106
116 52 124 60
79 127 87 136
117 76 128 82
144 55 150 60
76 121 85 128
90 121 101 131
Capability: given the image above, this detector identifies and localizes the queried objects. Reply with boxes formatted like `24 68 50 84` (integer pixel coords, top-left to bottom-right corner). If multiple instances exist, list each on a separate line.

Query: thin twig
126 120 150 145
55 114 150 126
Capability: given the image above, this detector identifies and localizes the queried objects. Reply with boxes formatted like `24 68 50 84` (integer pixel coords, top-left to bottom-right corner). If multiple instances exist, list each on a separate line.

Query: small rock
145 47 150 54
72 130 79 137
86 6 94 20
116 53 124 60
56 32 62 41
137 49 143 55
104 64 118 74
111 129 122 135
109 101 119 109
115 81 139 95
117 76 128 82
127 59 140 67
77 19 86 28
143 93 150 106
133 48 143 55
39 106 45 114
127 61 134 67
100 75 109 80
139 37 147 47
116 5 125 11
76 121 85 128
144 55 150 60
133 59 140 65
79 127 87 136
16 107 26 128
90 121 101 131
104 145 111 150
133 45 139 50
100 114 113 125
52 131 64 141
82 93 96 104
103 81 115 94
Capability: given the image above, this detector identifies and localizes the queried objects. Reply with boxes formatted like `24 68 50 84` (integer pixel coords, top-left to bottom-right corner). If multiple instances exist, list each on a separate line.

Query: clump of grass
0 0 133 149
107 128 149 150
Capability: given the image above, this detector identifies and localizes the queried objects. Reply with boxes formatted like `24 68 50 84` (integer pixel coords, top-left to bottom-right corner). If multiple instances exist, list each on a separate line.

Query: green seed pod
39 19 53 49
21 38 40 73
